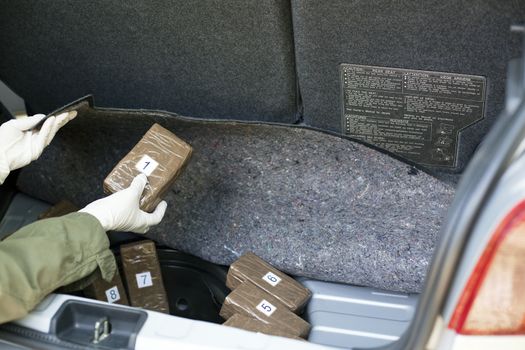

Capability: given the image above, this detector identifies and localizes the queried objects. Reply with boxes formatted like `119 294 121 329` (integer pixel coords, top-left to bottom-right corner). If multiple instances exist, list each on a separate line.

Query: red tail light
448 200 525 335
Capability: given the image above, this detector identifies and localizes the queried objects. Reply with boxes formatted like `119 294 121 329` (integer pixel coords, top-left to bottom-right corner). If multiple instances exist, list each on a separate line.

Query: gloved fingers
44 117 62 147
140 200 168 228
38 111 77 154
8 114 46 131
31 116 56 160
55 110 77 129
133 225 150 234
128 173 149 201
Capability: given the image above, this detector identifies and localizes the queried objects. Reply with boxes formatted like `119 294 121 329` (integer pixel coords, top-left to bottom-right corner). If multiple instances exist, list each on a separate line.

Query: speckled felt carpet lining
17 102 454 293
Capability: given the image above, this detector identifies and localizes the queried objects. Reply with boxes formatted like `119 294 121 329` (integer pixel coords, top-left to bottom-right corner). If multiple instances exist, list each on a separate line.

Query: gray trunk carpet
17 101 454 293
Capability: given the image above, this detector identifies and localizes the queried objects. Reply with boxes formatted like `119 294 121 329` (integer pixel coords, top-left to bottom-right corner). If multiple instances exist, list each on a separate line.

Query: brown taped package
224 314 303 340
103 123 192 212
38 200 79 220
84 268 129 306
120 240 169 313
220 282 310 338
227 252 311 313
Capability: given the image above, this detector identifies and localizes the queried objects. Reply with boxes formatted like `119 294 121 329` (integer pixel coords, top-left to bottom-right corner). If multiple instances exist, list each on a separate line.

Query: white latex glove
79 174 168 233
0 111 77 184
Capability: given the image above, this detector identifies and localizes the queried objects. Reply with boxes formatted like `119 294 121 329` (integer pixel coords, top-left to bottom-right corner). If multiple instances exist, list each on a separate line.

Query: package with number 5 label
120 240 169 313
226 252 311 313
220 282 310 338
103 123 192 212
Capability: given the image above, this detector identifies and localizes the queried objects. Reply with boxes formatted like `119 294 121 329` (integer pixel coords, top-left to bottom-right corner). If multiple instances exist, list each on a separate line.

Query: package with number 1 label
120 240 169 313
227 252 311 313
103 123 192 212
220 282 310 338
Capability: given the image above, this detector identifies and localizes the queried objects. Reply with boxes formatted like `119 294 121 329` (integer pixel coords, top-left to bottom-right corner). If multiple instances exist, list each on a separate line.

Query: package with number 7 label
103 123 192 212
120 240 169 313
227 252 311 313
220 282 310 338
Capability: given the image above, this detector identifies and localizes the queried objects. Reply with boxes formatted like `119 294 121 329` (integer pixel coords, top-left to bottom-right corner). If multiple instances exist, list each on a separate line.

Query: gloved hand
0 111 77 184
79 174 168 233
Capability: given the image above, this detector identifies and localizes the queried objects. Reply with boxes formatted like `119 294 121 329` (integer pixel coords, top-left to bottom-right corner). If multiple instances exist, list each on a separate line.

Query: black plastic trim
49 300 147 350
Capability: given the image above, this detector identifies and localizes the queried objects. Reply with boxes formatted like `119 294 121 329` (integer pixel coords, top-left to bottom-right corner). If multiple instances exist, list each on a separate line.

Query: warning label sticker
340 64 486 167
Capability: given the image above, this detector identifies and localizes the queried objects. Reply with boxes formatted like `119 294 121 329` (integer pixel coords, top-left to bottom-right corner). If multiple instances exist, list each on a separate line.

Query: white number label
256 299 276 317
136 271 153 288
262 271 281 287
105 286 121 303
135 155 159 176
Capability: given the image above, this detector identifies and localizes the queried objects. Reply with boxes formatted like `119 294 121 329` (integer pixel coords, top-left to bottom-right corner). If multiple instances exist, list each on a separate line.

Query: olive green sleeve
0 212 116 324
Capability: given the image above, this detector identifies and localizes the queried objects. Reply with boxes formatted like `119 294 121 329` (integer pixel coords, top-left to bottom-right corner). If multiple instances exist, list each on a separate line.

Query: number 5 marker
256 299 276 317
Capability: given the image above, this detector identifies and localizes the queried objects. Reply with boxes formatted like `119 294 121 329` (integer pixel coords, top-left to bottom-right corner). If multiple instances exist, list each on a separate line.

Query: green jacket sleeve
0 212 116 324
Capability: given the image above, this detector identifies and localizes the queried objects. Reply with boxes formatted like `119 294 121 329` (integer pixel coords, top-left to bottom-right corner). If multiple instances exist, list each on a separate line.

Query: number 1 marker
135 155 159 176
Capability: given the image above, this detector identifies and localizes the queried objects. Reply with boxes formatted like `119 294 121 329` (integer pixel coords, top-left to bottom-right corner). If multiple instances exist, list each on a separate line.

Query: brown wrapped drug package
120 240 169 313
84 268 129 306
220 282 310 338
103 123 192 212
227 252 311 313
224 314 303 340
38 200 79 220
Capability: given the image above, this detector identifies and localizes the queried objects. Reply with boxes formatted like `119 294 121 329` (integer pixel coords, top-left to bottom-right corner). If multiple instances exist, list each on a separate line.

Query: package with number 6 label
120 240 169 313
227 252 311 313
220 282 310 338
84 268 129 306
103 123 192 212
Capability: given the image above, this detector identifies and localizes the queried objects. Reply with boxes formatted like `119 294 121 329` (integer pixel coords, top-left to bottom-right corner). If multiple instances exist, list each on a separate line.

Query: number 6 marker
262 271 282 287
